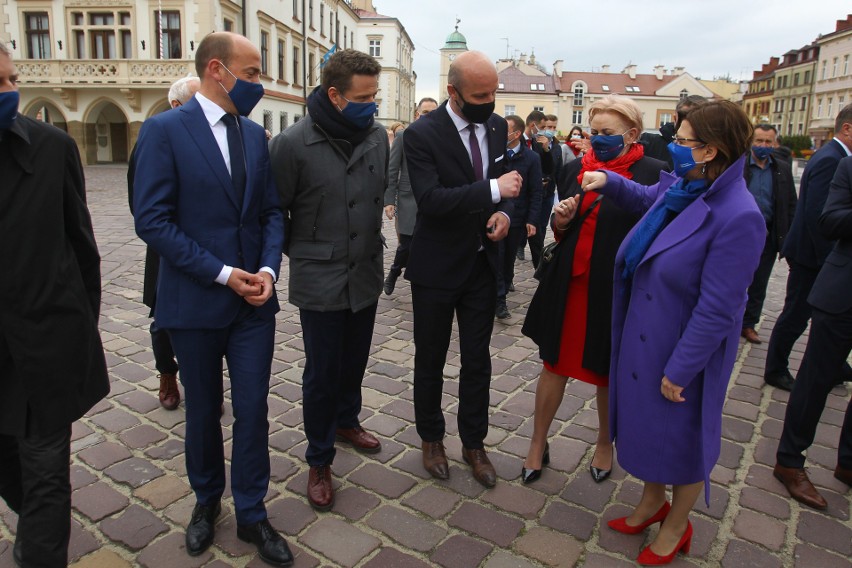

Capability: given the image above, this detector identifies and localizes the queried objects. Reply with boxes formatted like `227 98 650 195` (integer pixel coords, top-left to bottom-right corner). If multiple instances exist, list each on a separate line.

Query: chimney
622 64 637 79
519 53 527 64
601 64 610 73
673 66 685 76
553 59 563 76
836 14 852 33
654 65 664 80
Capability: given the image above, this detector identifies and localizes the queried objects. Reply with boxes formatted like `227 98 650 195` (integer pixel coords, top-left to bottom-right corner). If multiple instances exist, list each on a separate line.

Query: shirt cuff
259 266 277 282
490 179 500 204
215 265 233 285
499 211 510 223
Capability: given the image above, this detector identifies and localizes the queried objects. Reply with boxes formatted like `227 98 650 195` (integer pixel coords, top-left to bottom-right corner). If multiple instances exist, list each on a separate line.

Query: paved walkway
0 164 850 568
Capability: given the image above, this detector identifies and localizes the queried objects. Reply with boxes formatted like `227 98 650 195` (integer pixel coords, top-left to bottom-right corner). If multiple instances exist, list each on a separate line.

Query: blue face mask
219 64 264 117
338 96 376 130
590 133 626 161
752 146 774 161
667 141 706 177
0 91 19 131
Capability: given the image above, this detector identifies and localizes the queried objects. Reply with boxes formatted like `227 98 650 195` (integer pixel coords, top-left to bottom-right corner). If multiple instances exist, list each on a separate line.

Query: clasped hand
227 268 274 306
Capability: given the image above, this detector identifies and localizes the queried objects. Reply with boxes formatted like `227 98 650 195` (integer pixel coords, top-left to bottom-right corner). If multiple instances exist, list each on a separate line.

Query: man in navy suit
775 154 852 509
133 32 291 566
764 104 852 391
404 50 521 488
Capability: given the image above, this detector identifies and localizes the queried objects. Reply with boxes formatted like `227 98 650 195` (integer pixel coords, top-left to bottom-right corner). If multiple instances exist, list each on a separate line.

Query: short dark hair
544 114 558 122
682 100 753 184
321 49 381 94
676 95 708 124
416 97 438 111
526 110 546 126
195 33 234 78
835 103 852 132
506 115 525 133
754 123 778 138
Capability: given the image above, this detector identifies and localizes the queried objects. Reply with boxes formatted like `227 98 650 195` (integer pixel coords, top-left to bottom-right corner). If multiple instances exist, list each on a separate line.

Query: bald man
403 51 520 487
133 32 291 566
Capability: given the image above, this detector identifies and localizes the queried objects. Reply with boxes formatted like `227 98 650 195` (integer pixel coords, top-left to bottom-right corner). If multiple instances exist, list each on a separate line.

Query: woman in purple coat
574 101 765 565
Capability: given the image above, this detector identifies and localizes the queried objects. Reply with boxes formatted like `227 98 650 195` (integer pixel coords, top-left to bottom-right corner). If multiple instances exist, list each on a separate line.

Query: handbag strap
557 192 604 232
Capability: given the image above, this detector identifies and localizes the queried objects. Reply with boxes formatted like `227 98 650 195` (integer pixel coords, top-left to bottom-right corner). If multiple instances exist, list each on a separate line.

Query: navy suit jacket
403 102 512 289
782 138 848 268
811 156 852 313
133 96 284 329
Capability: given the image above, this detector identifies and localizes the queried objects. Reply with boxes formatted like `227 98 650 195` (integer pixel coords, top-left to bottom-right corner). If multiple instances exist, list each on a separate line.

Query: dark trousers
167 305 274 526
777 306 852 470
0 425 72 568
530 190 556 269
150 320 178 375
497 226 526 298
765 260 820 379
300 303 377 466
743 233 778 328
390 233 412 272
412 253 495 448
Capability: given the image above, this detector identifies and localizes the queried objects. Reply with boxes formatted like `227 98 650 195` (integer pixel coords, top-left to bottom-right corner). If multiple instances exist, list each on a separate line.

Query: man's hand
526 223 537 237
244 271 275 307
486 212 510 241
571 132 591 155
497 171 522 199
384 205 395 220
227 268 264 298
581 171 607 192
536 135 550 151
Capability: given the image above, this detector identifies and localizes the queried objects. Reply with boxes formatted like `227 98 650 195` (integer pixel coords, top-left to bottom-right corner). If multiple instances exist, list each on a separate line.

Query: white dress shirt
446 104 501 203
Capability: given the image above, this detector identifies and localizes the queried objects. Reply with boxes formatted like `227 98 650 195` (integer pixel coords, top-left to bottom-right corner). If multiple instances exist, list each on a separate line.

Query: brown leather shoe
158 373 180 410
741 327 762 344
462 447 497 488
834 465 852 487
336 426 381 454
773 464 827 509
307 465 334 511
422 441 449 480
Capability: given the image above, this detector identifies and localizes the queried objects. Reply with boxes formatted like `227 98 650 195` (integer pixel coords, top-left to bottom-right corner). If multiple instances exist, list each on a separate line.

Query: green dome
443 27 467 50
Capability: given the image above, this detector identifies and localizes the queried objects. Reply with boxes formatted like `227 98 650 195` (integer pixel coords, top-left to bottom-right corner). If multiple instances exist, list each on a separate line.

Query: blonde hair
389 121 405 134
588 95 643 133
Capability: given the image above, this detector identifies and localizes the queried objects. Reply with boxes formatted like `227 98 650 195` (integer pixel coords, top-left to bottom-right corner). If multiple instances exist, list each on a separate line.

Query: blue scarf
621 178 709 281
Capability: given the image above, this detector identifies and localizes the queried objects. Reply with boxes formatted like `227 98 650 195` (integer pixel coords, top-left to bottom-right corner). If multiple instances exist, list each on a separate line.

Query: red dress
543 191 609 386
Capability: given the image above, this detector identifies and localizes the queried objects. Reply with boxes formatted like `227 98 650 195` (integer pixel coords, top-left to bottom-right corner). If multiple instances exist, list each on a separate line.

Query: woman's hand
581 171 607 192
661 376 686 402
553 196 579 230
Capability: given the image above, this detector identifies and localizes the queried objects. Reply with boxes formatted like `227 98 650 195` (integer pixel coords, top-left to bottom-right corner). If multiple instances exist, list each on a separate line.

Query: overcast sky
372 0 851 102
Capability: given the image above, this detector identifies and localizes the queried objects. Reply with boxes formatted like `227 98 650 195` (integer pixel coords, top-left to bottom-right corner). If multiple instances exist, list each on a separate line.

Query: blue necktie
221 114 246 205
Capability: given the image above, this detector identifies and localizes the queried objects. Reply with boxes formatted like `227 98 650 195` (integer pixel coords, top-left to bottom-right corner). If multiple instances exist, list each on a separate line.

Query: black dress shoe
186 501 221 556
384 267 401 295
521 442 550 484
765 371 795 391
495 300 510 320
237 519 294 567
589 450 612 483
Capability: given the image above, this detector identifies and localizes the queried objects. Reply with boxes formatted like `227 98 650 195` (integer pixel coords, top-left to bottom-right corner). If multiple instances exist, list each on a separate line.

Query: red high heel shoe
636 520 692 566
607 501 671 534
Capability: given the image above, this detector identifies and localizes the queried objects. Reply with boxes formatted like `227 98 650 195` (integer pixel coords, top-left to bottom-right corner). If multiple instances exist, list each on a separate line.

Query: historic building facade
810 15 852 147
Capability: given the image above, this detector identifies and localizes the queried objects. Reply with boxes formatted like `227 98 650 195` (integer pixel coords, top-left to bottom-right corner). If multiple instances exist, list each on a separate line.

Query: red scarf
577 142 645 185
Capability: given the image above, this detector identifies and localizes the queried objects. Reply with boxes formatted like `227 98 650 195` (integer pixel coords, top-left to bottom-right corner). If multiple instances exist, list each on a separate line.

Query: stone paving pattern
0 164 850 567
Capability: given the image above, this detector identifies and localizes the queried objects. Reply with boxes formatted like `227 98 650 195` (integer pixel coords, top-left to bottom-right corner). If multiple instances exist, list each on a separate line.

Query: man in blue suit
764 104 852 392
133 32 291 566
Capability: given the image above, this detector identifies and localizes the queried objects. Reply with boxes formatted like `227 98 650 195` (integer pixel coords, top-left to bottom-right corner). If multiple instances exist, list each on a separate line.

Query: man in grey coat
269 49 388 513
383 97 438 295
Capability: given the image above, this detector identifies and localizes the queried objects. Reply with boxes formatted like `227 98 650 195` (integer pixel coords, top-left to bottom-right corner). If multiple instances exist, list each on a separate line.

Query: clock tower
439 20 469 103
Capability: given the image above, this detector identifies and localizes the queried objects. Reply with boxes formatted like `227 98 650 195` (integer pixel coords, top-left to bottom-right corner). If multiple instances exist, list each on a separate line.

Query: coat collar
302 114 381 168
5 113 34 174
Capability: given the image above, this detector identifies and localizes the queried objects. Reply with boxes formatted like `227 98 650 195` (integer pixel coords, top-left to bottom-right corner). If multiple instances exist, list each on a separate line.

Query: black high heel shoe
589 450 612 483
521 442 550 484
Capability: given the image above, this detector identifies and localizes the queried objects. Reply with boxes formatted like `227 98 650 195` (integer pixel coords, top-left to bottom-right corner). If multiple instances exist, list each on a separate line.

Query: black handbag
534 193 604 281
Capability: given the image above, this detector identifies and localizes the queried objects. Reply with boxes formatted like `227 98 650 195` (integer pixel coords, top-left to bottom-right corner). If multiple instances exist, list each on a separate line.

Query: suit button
374 197 380 204
350 232 357 240
349 201 355 208
238 252 243 258
349 262 355 269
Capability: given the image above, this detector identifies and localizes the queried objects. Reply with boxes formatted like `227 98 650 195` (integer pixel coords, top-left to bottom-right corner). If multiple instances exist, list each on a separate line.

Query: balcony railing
16 59 195 85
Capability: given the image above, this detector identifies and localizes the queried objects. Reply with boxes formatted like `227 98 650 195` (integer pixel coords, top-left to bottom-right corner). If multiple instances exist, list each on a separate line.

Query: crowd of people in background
2 32 851 568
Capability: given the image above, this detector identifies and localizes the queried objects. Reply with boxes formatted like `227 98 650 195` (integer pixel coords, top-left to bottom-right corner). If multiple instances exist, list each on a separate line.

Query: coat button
646 293 652 301
632 371 638 380
640 334 646 342
374 197 380 204
349 201 355 208
349 262 355 269
350 232 357 240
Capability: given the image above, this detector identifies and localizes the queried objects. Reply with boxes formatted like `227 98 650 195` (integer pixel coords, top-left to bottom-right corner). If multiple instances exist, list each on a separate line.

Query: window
538 83 545 90
498 82 505 90
260 31 269 75
504 104 515 116
601 84 609 91
804 70 811 83
828 97 833 117
778 99 784 112
156 11 181 59
293 0 299 20
294 114 302 123
530 84 538 91
320 5 325 36
344 26 348 49
263 110 272 132
224 18 233 32
801 96 807 111
293 46 301 85
308 53 315 85
572 110 583 124
833 57 838 78
794 73 800 86
572 84 584 106
25 13 51 59
278 40 285 80
279 111 289 132
369 39 381 57
351 32 354 48
533 105 544 112
845 55 850 76
798 123 803 134
659 112 673 125
817 98 823 117
787 123 793 136
679 89 688 100
625 86 639 92
821 60 827 80
309 0 314 28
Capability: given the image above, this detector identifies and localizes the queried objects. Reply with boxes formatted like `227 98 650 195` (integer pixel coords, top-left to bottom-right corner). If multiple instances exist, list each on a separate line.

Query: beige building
438 22 467 103
3 0 413 164
772 44 819 137
494 54 558 120
810 15 852 148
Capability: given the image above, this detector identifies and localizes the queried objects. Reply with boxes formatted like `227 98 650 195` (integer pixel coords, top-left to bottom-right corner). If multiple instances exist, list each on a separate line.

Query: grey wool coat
383 129 417 235
270 115 389 312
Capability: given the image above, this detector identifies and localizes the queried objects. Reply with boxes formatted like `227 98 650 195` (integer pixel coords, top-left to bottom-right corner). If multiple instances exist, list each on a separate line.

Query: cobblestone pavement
1 164 850 568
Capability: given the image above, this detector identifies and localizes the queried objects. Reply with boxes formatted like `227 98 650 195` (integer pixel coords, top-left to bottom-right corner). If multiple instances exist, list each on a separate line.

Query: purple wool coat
598 155 764 503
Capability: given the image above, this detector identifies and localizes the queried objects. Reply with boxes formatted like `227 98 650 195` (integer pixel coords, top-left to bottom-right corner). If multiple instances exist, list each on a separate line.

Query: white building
2 0 413 164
